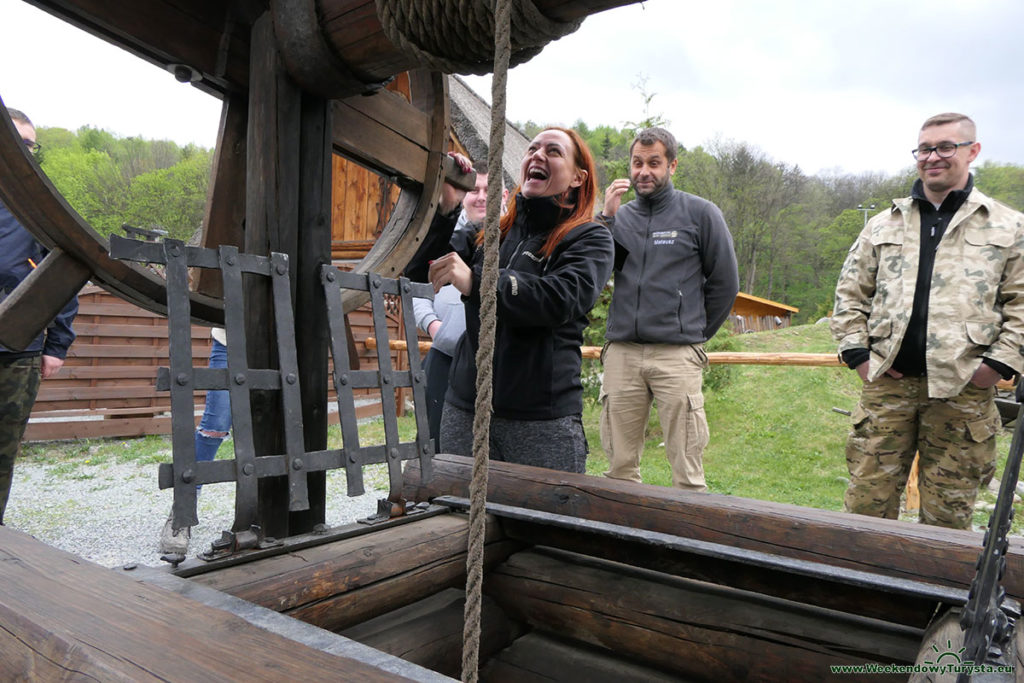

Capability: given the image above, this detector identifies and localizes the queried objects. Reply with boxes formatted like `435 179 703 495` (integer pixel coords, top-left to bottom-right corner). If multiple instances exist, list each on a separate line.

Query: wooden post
287 90 333 532
246 12 302 539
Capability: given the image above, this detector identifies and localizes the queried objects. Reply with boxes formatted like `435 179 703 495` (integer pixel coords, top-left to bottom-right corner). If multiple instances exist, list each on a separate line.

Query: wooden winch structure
1 1 1023 680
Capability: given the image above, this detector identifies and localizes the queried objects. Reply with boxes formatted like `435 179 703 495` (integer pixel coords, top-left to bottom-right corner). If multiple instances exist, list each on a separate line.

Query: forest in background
33 120 1024 325
35 125 212 244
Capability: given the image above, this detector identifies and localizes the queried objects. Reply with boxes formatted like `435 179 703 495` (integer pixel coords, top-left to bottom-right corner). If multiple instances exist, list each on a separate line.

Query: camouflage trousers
0 356 41 525
844 375 1000 530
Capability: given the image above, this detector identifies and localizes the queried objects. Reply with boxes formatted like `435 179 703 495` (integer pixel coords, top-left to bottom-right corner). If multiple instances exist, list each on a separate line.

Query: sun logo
924 639 966 665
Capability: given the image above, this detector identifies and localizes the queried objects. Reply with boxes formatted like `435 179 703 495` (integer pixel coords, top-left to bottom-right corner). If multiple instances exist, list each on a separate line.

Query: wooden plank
24 416 172 441
189 514 516 633
340 588 520 680
331 94 429 181
64 344 208 358
0 524 428 681
481 632 689 683
71 322 212 339
403 455 1024 602
487 549 914 681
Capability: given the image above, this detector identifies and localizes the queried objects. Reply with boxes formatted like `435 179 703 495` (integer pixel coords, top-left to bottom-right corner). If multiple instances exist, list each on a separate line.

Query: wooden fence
25 285 409 441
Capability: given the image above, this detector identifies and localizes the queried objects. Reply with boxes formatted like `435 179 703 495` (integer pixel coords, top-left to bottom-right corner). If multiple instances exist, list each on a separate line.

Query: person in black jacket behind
426 127 613 472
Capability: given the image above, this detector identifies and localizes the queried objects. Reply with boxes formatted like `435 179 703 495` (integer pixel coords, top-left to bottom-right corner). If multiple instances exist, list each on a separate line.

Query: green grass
24 322 1022 532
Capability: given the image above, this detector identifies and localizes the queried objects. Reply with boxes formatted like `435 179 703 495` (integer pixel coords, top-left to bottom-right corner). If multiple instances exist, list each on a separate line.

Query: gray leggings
439 402 588 473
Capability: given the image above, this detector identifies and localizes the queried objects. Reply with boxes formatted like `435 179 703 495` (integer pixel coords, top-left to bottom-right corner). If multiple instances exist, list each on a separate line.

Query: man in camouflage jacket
831 112 1024 529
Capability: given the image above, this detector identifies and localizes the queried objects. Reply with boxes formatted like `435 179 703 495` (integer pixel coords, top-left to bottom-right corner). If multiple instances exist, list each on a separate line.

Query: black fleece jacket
408 194 614 420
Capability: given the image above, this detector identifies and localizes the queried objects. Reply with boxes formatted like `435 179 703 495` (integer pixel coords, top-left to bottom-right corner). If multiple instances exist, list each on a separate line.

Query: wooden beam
486 548 921 680
0 524 435 680
187 513 518 632
0 248 90 351
402 454 1024 602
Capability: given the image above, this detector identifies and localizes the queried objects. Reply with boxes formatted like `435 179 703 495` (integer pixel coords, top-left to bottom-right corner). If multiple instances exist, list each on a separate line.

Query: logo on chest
651 230 678 246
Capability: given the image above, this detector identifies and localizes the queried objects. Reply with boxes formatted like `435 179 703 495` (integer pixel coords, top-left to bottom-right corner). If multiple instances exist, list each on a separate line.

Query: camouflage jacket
831 187 1024 398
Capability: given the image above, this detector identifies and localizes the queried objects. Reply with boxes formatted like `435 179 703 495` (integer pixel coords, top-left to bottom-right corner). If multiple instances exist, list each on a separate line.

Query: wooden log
188 513 520 633
481 632 680 683
340 588 521 679
402 455 1024 602
494 514 948 629
0 525 435 681
486 548 915 681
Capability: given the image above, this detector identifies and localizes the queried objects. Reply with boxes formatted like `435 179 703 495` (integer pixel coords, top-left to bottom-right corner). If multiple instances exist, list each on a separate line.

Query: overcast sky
3 0 1022 177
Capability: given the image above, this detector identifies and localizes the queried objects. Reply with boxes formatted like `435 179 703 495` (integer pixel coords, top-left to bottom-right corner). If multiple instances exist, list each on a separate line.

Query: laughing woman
427 127 613 472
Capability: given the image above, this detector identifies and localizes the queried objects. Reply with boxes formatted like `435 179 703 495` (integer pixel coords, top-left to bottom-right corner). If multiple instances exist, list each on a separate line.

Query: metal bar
398 276 433 480
220 245 260 532
433 496 982 610
157 367 281 392
322 264 365 496
960 402 1024 672
367 273 402 498
164 239 199 529
270 252 309 512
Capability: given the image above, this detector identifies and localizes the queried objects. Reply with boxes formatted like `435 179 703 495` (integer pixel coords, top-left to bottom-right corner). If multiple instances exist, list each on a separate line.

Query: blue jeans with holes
195 339 230 470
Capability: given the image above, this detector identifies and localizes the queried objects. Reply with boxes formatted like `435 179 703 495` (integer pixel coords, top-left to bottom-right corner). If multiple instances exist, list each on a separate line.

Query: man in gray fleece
598 127 738 491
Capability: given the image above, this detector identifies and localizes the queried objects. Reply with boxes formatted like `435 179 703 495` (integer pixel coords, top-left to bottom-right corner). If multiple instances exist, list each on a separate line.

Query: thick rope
374 0 582 75
459 0 510 680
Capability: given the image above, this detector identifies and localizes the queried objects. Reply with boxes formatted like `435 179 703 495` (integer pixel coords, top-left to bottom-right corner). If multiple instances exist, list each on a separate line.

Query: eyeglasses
912 141 973 161
22 138 40 155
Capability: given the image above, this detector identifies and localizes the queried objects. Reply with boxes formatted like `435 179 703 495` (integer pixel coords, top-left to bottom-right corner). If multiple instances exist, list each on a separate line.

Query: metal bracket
359 499 432 526
198 525 283 562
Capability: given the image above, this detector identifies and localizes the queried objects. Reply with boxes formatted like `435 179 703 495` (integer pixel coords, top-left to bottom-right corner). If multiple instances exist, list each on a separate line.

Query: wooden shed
730 292 799 333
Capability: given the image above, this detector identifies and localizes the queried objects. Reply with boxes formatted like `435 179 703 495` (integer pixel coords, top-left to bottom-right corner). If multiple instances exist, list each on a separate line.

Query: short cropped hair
921 112 976 140
6 108 33 128
630 127 678 163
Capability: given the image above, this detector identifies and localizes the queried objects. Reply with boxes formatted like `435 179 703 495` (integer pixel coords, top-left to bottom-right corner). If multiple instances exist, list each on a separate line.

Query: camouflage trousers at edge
844 374 1001 530
0 356 41 525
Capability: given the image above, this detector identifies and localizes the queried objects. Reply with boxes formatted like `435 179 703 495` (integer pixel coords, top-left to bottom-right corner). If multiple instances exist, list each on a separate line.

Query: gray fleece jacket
603 183 739 344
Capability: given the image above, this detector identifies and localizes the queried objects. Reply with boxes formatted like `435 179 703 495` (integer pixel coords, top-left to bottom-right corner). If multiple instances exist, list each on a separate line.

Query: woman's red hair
482 127 598 258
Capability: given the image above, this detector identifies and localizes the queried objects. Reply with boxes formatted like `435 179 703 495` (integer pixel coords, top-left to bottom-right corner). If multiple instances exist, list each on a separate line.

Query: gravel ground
5 456 383 568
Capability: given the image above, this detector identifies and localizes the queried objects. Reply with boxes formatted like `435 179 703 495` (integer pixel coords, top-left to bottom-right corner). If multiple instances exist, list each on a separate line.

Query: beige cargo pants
600 341 709 491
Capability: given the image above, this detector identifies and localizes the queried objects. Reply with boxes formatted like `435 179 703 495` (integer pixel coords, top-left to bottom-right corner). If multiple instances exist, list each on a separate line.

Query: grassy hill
584 321 1018 531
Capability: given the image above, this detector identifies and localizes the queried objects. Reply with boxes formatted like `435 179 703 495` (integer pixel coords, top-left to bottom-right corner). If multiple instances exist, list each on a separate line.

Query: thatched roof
448 75 529 190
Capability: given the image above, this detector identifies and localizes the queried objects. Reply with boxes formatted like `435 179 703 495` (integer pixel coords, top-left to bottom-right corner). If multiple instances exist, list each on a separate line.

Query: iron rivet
422 444 430 454
403 283 411 292
348 454 356 464
389 448 399 460
225 254 236 266
276 264 287 275
286 373 297 384
292 459 303 470
176 373 189 385
243 463 254 475
234 373 246 385
326 270 336 282
340 374 349 385
382 374 391 385
182 469 194 483
372 278 381 288
168 244 181 256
